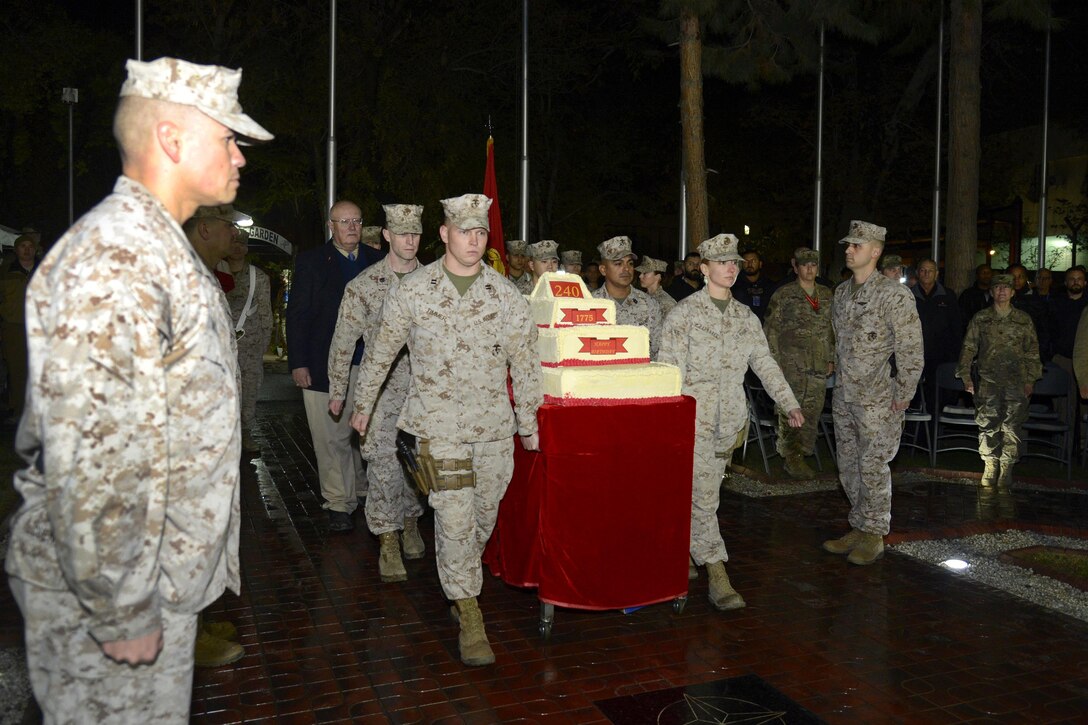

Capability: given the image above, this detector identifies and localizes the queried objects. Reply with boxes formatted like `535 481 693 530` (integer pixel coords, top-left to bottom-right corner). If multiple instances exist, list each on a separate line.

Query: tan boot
378 532 407 582
705 561 746 611
980 459 999 488
194 630 244 667
401 516 425 560
847 532 885 566
454 598 495 666
822 528 864 555
202 619 238 641
784 455 815 480
688 555 698 581
997 462 1015 489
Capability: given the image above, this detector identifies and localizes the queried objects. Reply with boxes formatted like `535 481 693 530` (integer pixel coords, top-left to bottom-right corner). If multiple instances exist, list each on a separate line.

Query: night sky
4 0 1086 268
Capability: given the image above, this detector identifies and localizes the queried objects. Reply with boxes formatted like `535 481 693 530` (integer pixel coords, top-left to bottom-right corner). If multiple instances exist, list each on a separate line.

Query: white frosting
541 363 682 402
529 271 616 327
537 325 650 366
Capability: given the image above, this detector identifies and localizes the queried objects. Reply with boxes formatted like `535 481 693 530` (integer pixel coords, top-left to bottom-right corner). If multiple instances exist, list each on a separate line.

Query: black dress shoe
328 510 354 533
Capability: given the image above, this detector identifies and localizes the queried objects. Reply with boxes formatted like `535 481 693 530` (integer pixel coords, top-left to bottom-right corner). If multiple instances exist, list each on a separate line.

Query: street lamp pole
63 87 79 226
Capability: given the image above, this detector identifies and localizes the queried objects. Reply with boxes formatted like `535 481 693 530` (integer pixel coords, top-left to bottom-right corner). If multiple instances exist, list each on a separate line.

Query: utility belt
395 432 475 496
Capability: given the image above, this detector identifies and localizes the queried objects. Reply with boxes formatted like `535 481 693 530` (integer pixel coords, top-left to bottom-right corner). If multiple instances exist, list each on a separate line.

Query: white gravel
890 530 1088 624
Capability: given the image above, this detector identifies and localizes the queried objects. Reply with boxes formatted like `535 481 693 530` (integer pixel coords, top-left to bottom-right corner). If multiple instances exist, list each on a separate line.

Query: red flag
483 136 507 275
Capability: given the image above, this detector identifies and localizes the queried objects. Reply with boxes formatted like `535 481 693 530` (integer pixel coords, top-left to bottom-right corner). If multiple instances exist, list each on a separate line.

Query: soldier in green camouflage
5 57 272 723
328 203 426 583
660 234 803 611
957 274 1041 488
350 194 542 667
763 248 834 478
823 221 923 566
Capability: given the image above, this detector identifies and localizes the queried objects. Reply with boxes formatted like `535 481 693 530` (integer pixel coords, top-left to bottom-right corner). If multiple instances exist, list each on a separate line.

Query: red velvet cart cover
483 397 695 610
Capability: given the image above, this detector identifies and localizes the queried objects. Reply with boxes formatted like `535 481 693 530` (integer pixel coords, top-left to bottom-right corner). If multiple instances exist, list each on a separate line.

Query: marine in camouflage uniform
957 274 1041 487
4 58 272 723
636 255 677 318
221 224 273 453
824 221 923 566
660 234 802 611
507 239 534 294
763 248 834 478
351 194 542 666
592 236 663 358
329 204 425 582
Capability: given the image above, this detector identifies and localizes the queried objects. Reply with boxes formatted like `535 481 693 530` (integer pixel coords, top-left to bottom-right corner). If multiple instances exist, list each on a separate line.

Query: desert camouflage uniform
5 177 241 722
957 307 1041 465
832 272 922 536
353 258 542 599
650 288 677 318
592 285 663 359
329 256 423 536
764 281 834 459
225 261 273 445
511 272 533 295
660 290 799 565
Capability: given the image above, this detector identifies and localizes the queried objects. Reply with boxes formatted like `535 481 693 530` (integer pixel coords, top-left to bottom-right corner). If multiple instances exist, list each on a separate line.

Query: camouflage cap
507 240 528 256
120 57 273 142
440 194 491 231
839 220 886 246
529 239 560 261
794 248 820 265
383 204 423 235
991 273 1014 289
635 256 668 274
597 236 635 261
192 204 252 225
697 233 742 262
560 250 582 265
360 226 382 246
880 254 903 270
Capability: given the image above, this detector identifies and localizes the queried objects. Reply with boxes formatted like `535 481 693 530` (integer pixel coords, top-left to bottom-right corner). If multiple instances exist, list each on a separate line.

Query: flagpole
135 0 143 60
519 0 529 240
1037 2 1051 270
812 22 824 253
326 0 338 232
931 1 944 264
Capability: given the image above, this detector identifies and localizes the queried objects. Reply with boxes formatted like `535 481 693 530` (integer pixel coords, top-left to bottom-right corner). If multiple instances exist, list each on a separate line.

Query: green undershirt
711 296 731 313
444 267 481 297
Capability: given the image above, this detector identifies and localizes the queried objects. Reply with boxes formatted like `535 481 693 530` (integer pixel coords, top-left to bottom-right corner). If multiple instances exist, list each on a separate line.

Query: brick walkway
2 369 1087 723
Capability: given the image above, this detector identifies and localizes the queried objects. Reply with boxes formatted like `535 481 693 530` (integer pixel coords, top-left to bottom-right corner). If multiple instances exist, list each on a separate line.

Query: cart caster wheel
539 620 553 639
538 602 555 640
672 596 687 615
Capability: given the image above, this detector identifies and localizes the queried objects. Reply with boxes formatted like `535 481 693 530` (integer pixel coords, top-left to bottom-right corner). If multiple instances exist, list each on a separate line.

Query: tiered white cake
528 272 682 405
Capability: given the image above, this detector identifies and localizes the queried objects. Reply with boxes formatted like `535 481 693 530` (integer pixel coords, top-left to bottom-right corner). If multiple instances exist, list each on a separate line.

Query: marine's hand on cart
521 432 540 452
351 412 370 435
328 398 344 416
786 408 804 428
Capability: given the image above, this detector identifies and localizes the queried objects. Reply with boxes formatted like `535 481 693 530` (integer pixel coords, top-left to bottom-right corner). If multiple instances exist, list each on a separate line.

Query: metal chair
932 361 979 463
742 380 779 475
900 380 934 465
1022 362 1073 479
819 375 836 461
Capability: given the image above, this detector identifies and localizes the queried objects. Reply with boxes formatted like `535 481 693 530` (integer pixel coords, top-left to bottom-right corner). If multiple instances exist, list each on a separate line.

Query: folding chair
742 380 778 475
900 380 934 465
1022 363 1073 480
932 361 979 463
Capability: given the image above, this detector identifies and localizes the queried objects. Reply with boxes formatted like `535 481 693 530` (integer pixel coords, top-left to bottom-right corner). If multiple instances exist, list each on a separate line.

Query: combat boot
822 528 864 555
194 630 244 668
378 532 407 583
980 459 999 488
454 598 495 666
784 455 815 480
688 555 698 581
997 462 1015 490
846 532 884 566
402 516 425 560
202 619 238 641
705 561 746 611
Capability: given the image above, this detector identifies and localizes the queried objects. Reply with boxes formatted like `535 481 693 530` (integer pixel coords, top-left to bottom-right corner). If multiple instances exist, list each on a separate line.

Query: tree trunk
679 9 709 252
945 0 982 294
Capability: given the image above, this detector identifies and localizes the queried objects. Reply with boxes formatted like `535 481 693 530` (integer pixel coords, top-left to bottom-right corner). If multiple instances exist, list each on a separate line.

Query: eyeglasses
332 218 363 227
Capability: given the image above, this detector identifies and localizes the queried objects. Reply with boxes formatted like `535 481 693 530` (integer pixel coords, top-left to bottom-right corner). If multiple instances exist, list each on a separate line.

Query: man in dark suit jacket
287 199 381 532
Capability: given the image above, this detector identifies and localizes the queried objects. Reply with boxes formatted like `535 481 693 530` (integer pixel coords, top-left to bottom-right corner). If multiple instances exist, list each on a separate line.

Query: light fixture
743 225 750 236
940 558 970 571
988 250 996 256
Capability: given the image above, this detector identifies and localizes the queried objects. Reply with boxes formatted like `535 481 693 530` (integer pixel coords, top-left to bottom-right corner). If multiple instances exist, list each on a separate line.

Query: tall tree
678 7 708 249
